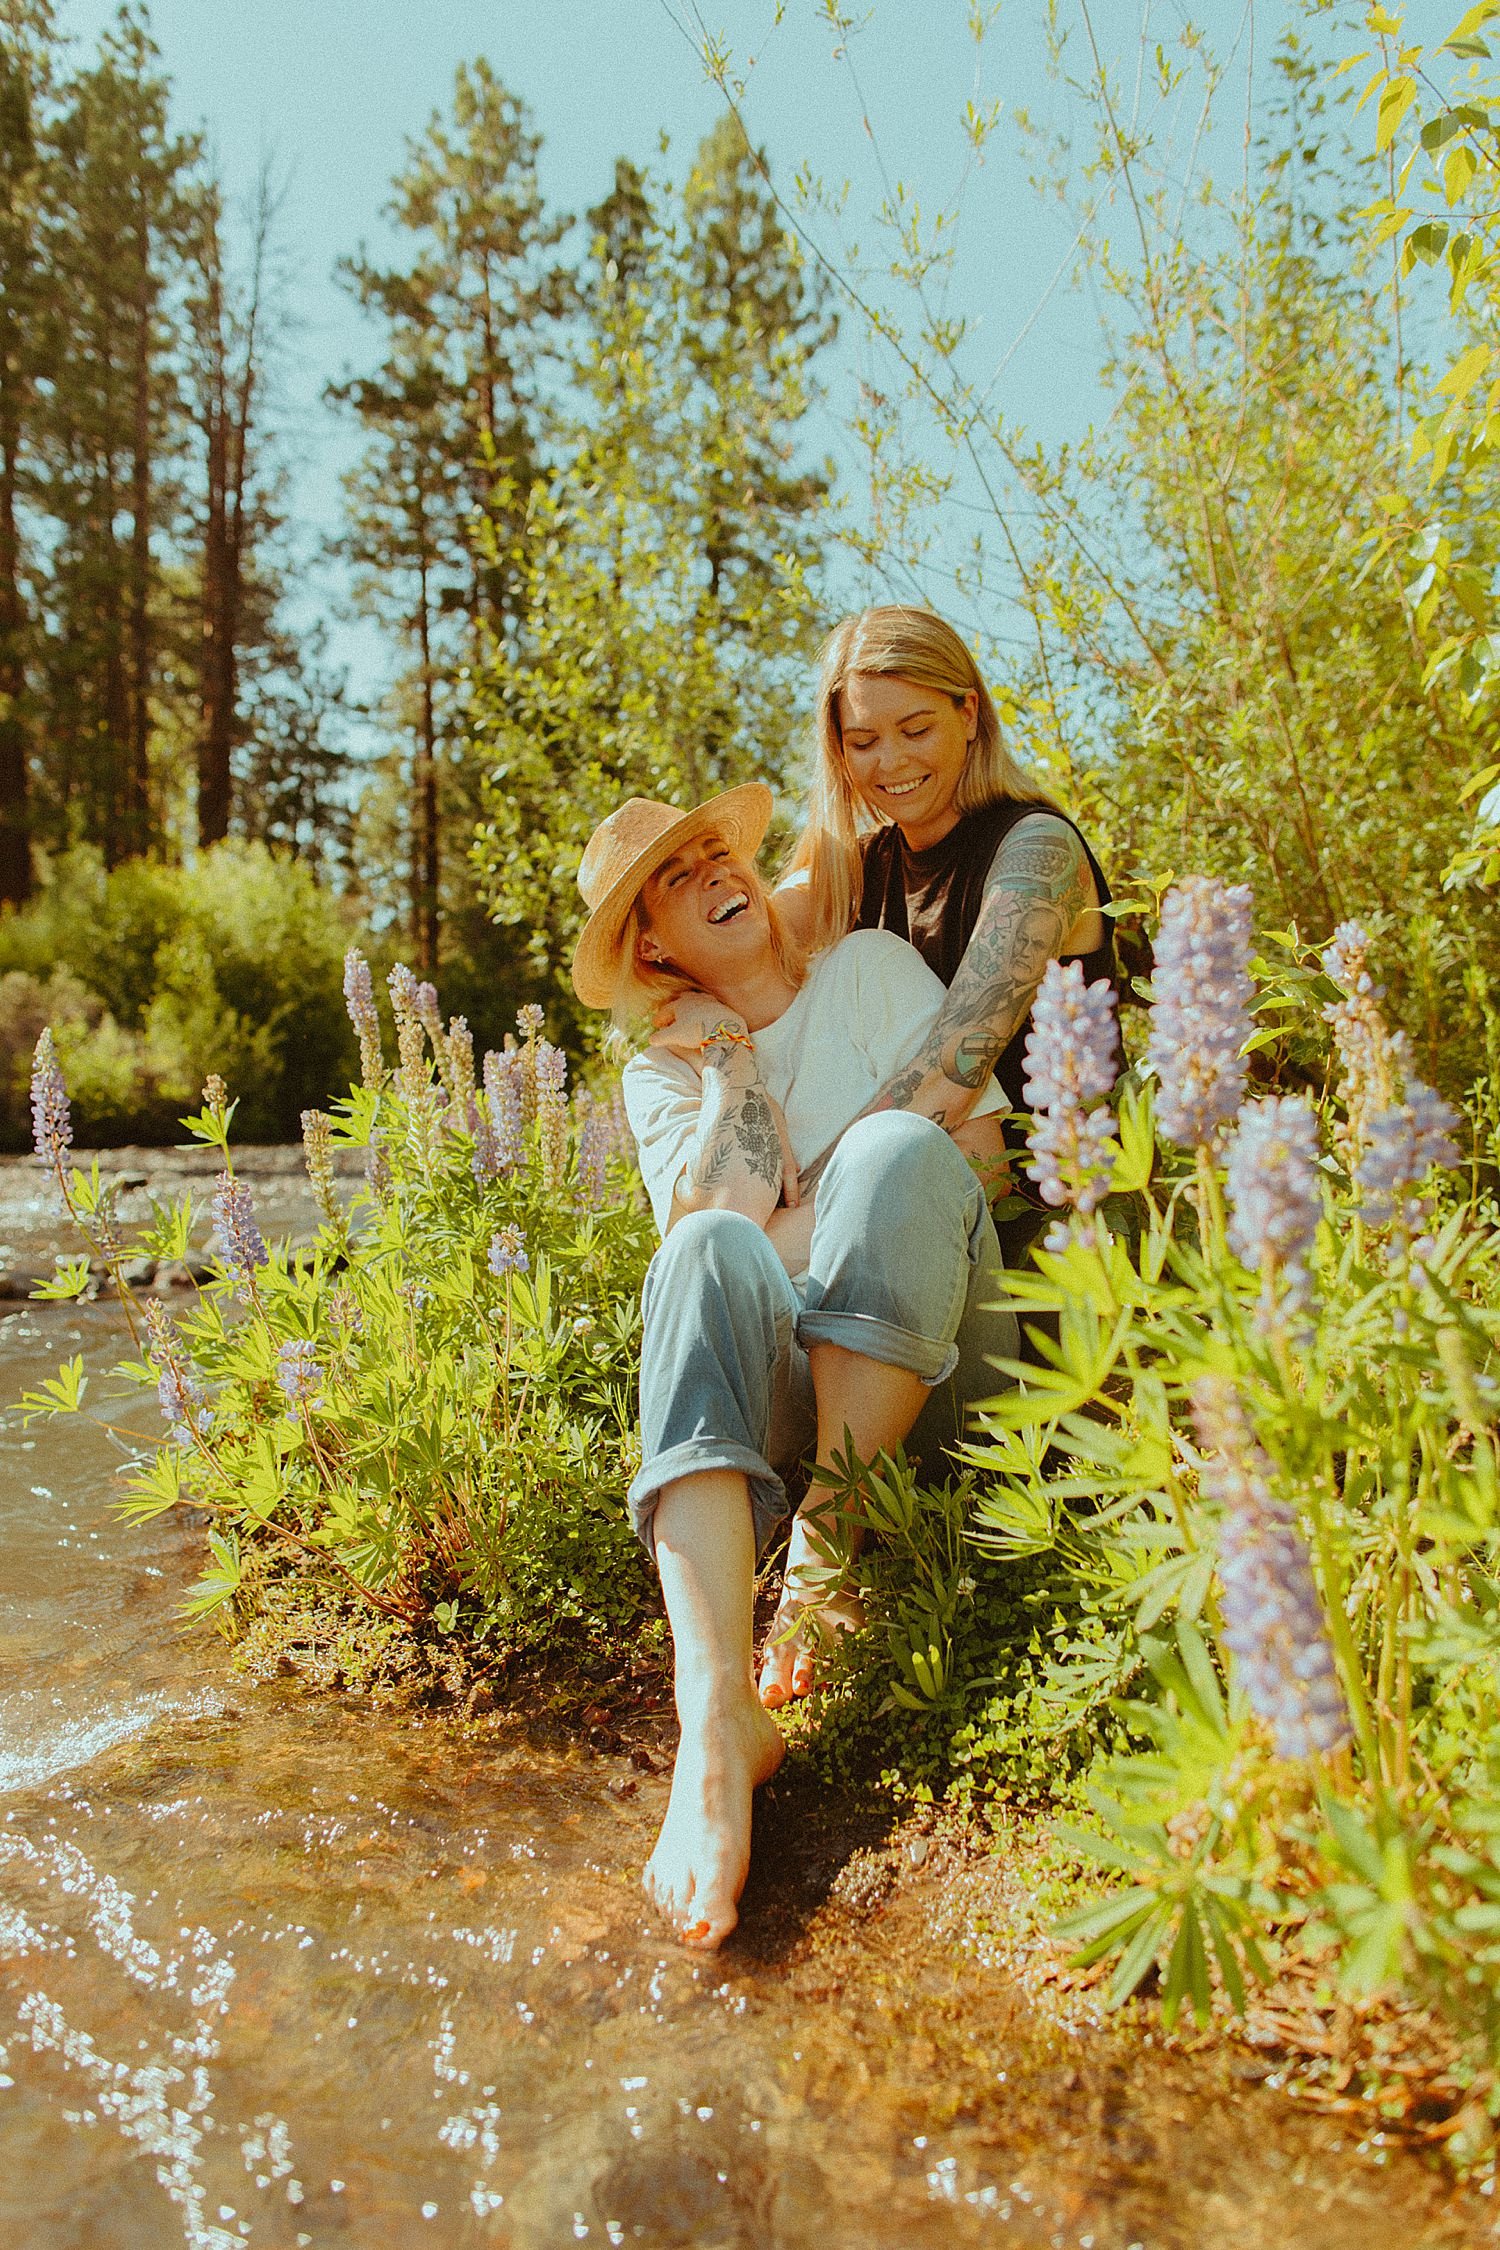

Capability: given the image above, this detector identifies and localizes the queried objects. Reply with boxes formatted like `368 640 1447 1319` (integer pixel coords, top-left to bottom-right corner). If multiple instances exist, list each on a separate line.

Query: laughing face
836 671 977 851
636 829 770 990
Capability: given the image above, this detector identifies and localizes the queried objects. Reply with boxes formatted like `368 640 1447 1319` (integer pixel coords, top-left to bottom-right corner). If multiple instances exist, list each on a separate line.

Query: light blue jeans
628 1111 1019 1555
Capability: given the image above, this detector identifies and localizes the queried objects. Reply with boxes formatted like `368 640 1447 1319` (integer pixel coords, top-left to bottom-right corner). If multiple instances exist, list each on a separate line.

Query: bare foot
758 1508 865 1708
643 1689 785 1950
757 1581 865 1707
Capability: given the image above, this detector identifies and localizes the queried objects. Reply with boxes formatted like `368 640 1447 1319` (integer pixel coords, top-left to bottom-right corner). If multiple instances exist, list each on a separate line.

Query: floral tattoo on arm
880 815 1094 1123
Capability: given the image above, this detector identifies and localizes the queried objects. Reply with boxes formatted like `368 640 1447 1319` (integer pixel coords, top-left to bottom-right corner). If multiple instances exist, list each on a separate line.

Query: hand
763 1092 801 1211
649 990 749 1060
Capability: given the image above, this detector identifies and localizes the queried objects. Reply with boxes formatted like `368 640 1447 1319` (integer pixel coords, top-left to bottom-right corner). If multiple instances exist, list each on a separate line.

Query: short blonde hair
787 605 1053 955
609 873 807 1034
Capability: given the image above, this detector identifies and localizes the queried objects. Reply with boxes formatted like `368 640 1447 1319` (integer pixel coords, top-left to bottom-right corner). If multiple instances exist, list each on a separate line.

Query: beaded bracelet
698 1022 755 1055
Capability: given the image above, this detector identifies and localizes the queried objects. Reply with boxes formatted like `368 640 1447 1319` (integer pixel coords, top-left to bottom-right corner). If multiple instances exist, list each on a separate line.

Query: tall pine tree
333 59 565 973
470 116 834 1038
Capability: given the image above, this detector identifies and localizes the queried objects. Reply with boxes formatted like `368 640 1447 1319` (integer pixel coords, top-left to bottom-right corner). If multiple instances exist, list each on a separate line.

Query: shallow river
0 1152 1492 2248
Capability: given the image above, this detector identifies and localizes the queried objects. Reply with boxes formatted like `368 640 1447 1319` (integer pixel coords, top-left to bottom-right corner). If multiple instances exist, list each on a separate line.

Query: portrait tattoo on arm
883 815 1093 1116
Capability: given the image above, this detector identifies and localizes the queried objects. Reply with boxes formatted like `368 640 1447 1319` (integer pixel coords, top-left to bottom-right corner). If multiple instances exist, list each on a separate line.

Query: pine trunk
0 425 31 905
414 549 439 976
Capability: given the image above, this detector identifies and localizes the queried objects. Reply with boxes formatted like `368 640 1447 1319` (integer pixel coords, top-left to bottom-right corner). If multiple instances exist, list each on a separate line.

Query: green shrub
23 979 656 1672
0 844 363 1145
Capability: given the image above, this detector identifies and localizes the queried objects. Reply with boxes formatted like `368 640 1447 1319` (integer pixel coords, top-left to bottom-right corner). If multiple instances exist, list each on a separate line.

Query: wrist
698 1022 754 1059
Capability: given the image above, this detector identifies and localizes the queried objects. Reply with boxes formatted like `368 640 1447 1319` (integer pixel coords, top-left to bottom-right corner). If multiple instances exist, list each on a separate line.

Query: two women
570 605 1114 1950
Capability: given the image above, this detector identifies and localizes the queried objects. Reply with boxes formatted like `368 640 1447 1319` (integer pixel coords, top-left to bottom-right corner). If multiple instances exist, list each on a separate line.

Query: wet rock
0 1268 50 1299
831 1849 897 1916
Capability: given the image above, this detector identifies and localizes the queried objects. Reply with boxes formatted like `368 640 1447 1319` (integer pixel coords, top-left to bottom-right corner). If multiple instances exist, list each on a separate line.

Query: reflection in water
0 1253 1489 2246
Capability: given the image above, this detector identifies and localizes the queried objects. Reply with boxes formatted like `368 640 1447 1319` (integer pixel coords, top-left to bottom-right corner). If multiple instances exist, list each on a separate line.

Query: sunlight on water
0 1224 1487 2248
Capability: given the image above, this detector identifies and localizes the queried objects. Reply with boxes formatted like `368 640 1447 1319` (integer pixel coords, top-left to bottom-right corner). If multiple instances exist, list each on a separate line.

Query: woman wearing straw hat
572 782 1017 1950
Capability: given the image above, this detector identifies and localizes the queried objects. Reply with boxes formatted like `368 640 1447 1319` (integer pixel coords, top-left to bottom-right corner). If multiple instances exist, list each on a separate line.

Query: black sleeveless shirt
855 798 1117 1109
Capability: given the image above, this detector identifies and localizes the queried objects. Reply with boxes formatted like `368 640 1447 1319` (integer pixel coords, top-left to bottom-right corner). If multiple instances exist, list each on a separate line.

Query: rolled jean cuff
794 1307 959 1388
626 1440 788 1560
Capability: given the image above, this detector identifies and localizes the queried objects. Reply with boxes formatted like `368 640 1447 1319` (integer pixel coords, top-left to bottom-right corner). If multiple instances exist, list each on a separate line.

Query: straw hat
570 783 775 1008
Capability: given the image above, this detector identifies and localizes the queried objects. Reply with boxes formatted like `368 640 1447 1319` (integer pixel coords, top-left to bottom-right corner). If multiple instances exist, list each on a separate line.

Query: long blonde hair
787 605 1053 956
609 876 807 1035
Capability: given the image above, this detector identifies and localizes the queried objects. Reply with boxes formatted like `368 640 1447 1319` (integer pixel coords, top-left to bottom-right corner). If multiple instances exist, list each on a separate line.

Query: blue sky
52 1 1297 694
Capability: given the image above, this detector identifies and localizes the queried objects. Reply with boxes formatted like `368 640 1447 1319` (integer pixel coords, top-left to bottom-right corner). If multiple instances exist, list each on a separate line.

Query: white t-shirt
623 928 1007 1235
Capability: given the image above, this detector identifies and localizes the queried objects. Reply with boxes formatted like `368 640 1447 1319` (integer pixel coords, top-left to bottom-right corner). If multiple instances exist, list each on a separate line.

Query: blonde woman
780 605 1117 1257
571 784 1017 1949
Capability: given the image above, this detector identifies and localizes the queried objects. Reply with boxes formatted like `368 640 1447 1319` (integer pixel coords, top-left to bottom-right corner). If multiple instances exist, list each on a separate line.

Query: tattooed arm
648 994 787 1232
873 813 1099 1129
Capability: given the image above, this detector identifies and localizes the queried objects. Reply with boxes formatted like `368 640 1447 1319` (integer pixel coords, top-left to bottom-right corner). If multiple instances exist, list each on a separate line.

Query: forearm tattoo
687 1080 782 1197
882 816 1093 1118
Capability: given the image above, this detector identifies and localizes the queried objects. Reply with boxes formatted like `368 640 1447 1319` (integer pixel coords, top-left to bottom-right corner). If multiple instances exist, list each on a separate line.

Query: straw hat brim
570 781 776 1008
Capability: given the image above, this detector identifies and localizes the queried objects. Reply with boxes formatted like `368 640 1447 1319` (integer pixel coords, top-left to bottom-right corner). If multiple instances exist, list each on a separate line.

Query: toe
758 1635 796 1708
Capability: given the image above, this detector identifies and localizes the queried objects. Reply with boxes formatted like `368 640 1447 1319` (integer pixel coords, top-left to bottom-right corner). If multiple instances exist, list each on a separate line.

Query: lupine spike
1191 1376 1351 1761
388 964 428 1095
142 1297 209 1446
1356 1076 1461 1233
447 1016 476 1113
301 1109 341 1230
536 1039 569 1193
275 1338 325 1415
1319 921 1407 1169
30 1028 72 1174
484 1049 524 1173
1022 959 1120 1220
1225 1096 1323 1317
343 950 384 1088
211 1173 268 1294
1147 877 1255 1148
575 1088 610 1209
488 1226 529 1278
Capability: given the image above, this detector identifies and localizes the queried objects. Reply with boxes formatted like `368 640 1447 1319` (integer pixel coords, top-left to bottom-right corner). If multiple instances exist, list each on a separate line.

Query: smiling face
636 828 772 992
836 671 978 851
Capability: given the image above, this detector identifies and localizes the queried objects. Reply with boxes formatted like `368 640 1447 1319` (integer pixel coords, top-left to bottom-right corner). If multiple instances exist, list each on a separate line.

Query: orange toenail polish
685 1919 711 1940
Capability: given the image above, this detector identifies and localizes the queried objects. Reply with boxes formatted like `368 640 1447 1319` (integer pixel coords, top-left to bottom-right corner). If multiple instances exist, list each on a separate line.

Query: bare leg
758 1345 927 1708
645 1468 785 1950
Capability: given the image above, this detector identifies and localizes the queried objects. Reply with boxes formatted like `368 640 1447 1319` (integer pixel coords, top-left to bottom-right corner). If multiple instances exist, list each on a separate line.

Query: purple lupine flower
143 1299 209 1446
1147 877 1255 1148
275 1338 324 1413
484 1049 524 1172
1319 921 1410 1168
301 1108 340 1230
470 1094 499 1183
447 1016 475 1110
575 1089 611 1209
387 962 428 1095
1225 1097 1323 1316
414 980 442 1040
343 949 384 1087
211 1173 268 1291
517 1003 545 1038
1356 1077 1461 1230
30 1029 72 1173
1191 1376 1350 1761
1023 959 1120 1218
1321 920 1377 998
488 1225 529 1278
536 1039 569 1191
608 1083 635 1163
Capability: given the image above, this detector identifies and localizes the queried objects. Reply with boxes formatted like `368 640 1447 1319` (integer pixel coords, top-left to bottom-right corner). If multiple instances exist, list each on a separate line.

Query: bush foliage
0 843 363 1146
21 878 1500 2089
